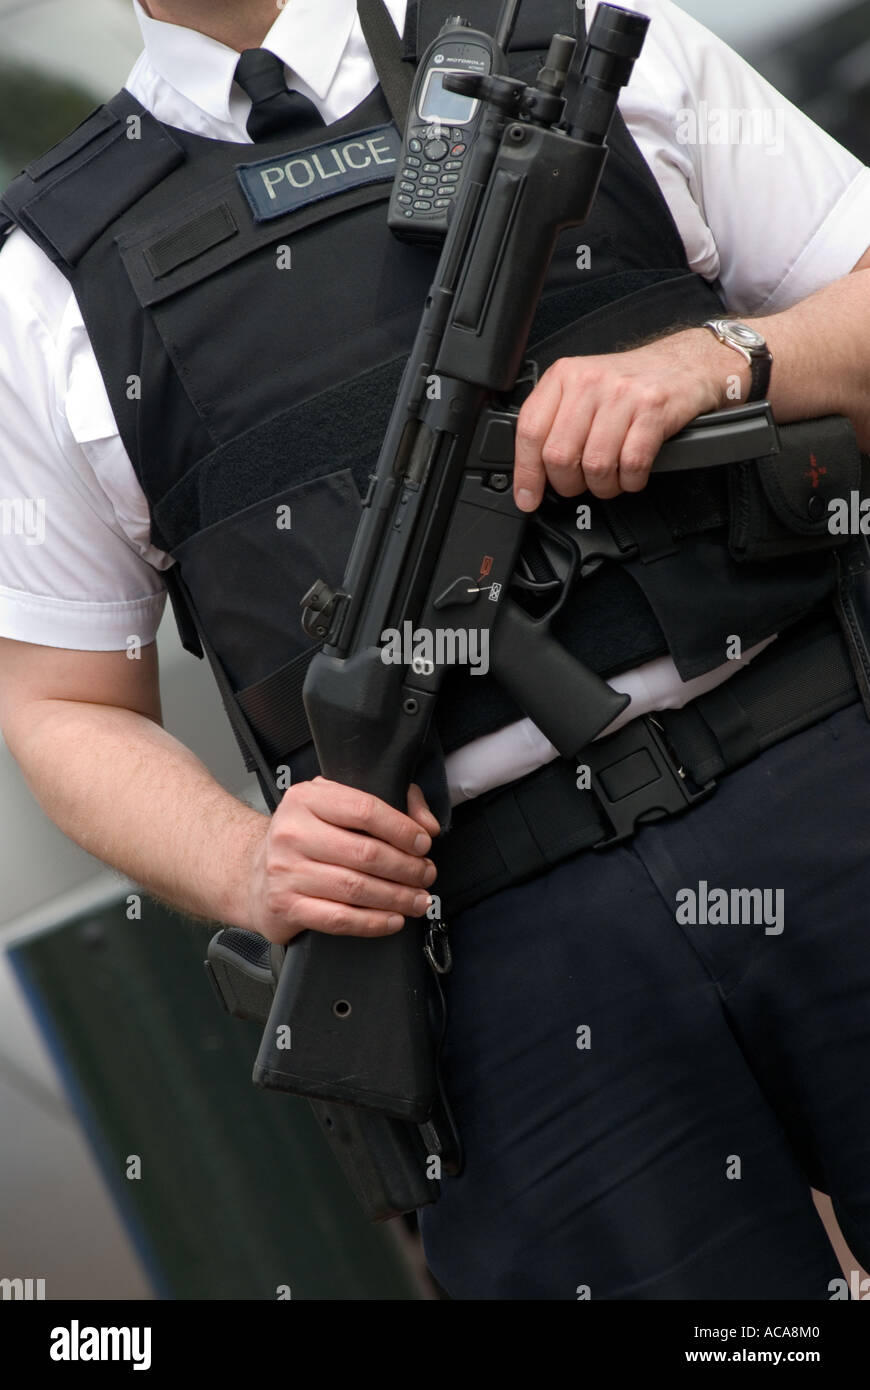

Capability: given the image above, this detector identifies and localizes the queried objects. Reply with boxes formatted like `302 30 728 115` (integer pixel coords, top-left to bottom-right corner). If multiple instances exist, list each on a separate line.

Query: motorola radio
387 7 520 243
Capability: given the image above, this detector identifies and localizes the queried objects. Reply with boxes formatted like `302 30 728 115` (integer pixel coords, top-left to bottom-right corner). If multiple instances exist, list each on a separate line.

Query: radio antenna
494 0 522 51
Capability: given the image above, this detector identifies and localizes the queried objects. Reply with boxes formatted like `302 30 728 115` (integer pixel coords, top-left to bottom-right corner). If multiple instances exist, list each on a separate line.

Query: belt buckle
586 715 716 850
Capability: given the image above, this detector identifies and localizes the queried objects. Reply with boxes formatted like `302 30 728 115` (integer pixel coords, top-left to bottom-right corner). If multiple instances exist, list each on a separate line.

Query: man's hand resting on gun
512 329 751 508
246 779 440 945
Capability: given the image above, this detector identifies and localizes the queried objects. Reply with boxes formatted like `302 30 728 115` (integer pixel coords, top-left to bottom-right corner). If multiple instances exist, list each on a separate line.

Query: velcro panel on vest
144 204 238 280
528 270 726 366
236 648 318 764
728 415 864 561
0 104 184 268
151 354 405 550
118 159 396 307
407 0 577 59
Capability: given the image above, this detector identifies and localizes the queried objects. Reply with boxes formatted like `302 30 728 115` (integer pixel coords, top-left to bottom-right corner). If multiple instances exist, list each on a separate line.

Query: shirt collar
132 0 357 123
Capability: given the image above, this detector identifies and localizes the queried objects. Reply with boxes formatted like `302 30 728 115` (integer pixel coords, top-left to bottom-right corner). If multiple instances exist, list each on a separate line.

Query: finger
407 782 441 837
513 369 564 512
618 414 667 494
290 862 434 919
297 815 437 888
287 895 409 939
538 389 597 499
304 777 432 854
577 397 637 499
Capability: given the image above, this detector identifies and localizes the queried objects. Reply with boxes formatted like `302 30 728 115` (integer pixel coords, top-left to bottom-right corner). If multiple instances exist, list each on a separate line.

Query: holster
728 414 866 561
723 412 870 717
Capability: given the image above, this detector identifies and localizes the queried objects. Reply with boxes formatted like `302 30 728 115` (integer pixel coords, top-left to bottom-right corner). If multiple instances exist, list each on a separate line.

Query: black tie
234 48 326 142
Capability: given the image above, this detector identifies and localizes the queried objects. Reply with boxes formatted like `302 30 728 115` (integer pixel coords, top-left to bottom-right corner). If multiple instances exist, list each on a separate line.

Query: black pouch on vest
728 415 863 561
171 471 361 781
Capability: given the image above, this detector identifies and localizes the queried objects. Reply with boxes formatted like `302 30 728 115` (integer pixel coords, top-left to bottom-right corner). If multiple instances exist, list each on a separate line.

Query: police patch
236 123 402 222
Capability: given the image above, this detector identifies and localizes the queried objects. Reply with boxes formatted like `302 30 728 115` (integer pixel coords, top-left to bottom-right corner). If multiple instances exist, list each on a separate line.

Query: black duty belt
431 613 861 916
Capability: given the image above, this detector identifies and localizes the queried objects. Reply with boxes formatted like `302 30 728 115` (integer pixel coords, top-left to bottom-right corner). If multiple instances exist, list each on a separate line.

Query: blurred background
0 0 867 1300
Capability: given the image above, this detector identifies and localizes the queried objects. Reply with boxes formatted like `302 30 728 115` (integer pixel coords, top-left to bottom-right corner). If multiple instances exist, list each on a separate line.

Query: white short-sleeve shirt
1 0 868 800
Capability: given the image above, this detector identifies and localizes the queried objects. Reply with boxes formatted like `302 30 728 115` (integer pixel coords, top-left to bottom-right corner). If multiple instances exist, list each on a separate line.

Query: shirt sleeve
593 0 870 314
0 228 169 651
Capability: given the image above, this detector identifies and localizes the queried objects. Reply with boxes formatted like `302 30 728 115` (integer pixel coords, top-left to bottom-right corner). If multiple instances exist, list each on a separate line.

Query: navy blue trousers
419 702 870 1299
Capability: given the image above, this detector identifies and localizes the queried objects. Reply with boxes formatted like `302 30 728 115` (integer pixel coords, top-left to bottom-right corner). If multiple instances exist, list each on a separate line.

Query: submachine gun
206 2 782 1219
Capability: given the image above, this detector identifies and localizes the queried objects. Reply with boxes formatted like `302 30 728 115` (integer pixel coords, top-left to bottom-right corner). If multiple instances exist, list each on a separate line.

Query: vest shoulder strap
0 91 185 270
359 0 414 127
407 0 580 60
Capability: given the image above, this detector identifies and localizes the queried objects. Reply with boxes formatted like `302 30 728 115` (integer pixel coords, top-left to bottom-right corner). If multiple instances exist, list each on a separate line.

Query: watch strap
704 320 772 403
749 348 773 403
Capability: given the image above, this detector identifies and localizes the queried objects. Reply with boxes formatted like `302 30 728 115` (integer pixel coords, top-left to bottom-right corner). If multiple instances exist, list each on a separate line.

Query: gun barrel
564 3 650 143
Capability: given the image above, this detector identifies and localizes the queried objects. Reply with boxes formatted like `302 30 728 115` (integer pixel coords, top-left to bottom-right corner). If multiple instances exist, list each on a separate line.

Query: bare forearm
743 267 870 448
661 267 870 451
8 700 267 928
513 248 870 508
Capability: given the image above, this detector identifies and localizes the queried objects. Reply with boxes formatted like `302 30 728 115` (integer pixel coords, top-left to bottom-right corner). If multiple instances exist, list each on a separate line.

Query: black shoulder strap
358 0 414 128
0 92 184 269
370 0 584 121
408 0 579 59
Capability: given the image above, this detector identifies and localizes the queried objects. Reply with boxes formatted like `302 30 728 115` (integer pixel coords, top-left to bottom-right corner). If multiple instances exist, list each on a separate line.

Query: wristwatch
703 318 773 403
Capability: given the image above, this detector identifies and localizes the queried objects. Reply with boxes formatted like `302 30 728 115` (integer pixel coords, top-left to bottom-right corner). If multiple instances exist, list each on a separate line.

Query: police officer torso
0 0 857 812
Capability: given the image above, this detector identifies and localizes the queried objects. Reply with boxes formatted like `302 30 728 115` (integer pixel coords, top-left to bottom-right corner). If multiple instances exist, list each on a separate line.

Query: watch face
720 319 767 351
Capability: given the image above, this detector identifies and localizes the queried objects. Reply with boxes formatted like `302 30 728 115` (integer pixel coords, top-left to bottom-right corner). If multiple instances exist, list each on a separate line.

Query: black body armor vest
1 0 860 809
